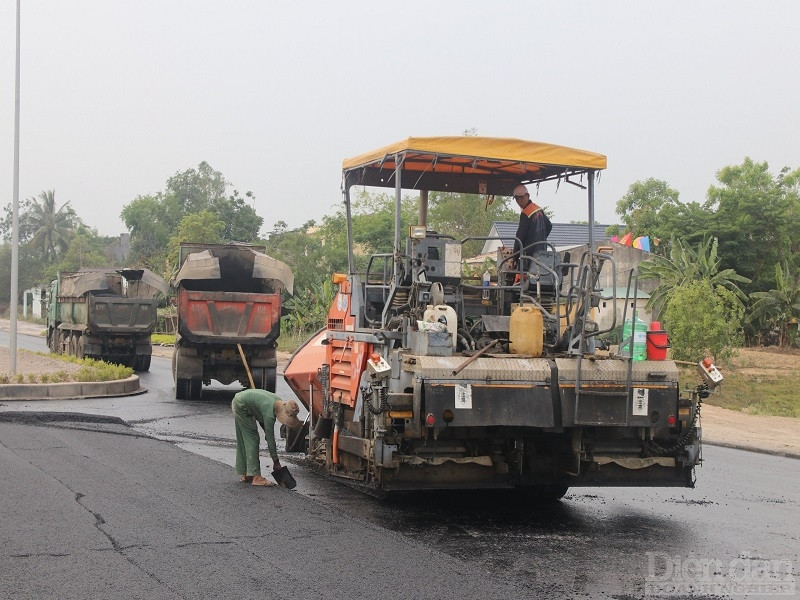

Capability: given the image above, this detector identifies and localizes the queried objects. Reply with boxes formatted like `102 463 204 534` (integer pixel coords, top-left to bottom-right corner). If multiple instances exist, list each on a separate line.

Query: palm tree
23 190 79 263
748 261 800 346
639 236 751 316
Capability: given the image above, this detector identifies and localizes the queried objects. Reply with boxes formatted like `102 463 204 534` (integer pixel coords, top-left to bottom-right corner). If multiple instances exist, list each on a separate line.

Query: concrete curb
704 440 800 460
0 375 145 401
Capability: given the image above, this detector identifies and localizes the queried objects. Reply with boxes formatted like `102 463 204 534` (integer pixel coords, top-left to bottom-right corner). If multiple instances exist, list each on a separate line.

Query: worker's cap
275 399 302 429
513 184 529 197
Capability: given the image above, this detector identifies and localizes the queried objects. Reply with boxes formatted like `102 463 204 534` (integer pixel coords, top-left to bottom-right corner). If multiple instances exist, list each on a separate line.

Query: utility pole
10 0 21 373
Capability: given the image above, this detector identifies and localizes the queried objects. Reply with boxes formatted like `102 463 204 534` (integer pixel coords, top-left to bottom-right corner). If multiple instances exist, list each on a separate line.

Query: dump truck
171 243 293 400
284 136 722 498
46 268 168 371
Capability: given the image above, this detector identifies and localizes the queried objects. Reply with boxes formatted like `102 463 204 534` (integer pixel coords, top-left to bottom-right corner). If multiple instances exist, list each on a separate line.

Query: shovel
271 465 297 490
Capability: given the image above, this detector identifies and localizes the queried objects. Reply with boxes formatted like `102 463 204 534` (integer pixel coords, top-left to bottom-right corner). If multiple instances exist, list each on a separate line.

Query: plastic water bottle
482 270 491 302
621 316 647 361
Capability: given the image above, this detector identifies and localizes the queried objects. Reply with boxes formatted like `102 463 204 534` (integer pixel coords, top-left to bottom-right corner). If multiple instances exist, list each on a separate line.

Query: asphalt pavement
0 411 526 600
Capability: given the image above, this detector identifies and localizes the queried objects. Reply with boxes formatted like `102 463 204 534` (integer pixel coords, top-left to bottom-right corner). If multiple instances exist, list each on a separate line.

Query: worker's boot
251 475 275 487
240 475 253 483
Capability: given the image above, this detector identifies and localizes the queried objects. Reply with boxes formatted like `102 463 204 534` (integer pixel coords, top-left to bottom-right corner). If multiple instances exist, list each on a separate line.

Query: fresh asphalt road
1 332 798 598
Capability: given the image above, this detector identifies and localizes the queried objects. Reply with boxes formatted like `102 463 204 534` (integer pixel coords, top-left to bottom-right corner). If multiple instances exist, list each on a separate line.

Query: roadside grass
703 371 800 418
278 331 311 354
0 353 134 385
150 331 308 354
152 333 176 346
678 354 800 418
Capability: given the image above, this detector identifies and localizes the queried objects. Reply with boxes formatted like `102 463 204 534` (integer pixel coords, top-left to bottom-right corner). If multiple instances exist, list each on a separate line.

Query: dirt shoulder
1 319 797 458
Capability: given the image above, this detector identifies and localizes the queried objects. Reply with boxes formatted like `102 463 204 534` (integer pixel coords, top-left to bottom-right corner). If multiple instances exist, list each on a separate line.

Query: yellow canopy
342 136 606 195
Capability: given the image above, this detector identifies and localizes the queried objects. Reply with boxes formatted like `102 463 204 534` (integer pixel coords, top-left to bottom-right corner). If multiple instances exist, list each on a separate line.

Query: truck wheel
189 377 202 400
134 354 151 372
253 368 277 392
176 378 190 400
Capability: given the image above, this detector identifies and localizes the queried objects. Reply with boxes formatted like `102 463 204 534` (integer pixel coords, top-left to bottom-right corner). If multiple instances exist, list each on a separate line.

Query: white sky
1 1 798 237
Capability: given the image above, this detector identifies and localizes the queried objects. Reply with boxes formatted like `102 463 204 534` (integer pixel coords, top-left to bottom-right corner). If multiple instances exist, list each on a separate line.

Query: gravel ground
1 319 797 457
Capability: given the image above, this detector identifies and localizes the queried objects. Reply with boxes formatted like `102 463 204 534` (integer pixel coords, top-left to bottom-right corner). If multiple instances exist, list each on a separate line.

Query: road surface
1 332 797 598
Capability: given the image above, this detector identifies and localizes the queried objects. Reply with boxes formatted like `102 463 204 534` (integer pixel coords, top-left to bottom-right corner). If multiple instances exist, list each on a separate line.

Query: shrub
663 280 742 362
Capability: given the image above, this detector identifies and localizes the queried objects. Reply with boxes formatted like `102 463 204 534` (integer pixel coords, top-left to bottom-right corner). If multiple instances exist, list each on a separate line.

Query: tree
748 261 800 346
663 280 742 361
0 242 48 303
120 194 172 271
0 197 32 242
121 162 264 274
50 226 109 276
164 161 228 216
428 191 516 256
607 178 712 249
166 210 225 274
21 190 80 263
639 236 750 317
609 178 680 237
281 278 336 337
705 158 796 291
263 220 331 292
213 191 263 243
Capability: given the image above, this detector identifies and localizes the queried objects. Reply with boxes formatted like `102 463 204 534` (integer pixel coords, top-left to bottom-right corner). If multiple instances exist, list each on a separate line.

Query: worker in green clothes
231 388 302 486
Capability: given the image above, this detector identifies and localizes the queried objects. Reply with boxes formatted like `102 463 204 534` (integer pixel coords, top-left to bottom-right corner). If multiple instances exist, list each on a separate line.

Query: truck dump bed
176 288 281 345
87 294 159 334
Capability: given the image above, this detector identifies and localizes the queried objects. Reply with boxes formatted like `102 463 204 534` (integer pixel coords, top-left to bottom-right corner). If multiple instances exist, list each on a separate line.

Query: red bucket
646 321 670 360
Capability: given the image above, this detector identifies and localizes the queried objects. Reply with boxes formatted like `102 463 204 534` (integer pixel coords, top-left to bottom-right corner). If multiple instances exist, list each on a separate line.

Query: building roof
490 221 616 249
601 287 651 300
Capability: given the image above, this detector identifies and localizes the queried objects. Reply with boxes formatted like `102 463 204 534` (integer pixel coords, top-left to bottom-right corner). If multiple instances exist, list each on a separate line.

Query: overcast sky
1 1 798 237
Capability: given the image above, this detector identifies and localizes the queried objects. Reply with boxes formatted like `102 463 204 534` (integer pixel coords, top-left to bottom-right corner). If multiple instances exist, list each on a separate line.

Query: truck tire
176 378 190 400
134 354 151 372
253 368 277 393
189 377 202 400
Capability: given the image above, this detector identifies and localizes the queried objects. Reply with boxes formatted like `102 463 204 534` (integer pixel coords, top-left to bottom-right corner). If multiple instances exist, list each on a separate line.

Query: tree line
2 157 799 356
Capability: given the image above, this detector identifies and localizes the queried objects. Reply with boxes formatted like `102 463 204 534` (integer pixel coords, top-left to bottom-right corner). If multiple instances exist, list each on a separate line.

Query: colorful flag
610 235 619 243
619 232 633 246
633 236 651 252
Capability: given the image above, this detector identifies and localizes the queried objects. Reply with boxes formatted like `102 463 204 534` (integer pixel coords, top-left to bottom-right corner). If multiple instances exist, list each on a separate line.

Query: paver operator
231 388 302 486
512 183 552 271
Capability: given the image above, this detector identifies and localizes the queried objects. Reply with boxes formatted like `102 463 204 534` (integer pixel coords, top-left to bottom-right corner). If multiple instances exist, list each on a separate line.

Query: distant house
105 233 131 264
597 287 652 329
480 222 616 254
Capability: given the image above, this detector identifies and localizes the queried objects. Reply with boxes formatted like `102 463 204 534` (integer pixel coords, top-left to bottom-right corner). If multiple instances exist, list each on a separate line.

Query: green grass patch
72 358 134 382
151 333 175 346
31 352 135 383
678 365 800 418
277 331 314 354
